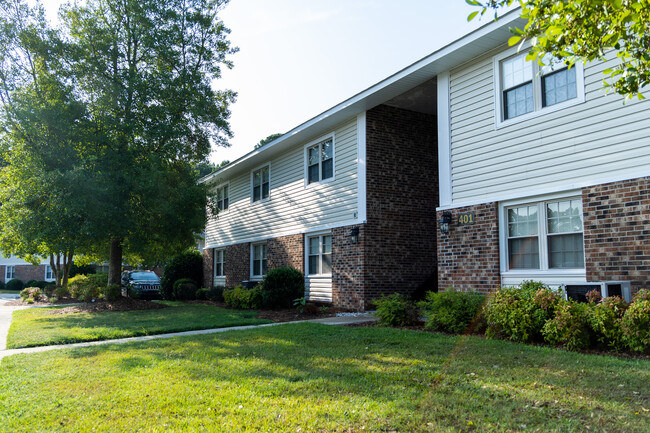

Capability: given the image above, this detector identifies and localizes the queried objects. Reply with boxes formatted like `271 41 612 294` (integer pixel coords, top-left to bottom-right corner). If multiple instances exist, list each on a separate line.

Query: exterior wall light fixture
438 212 452 234
349 227 360 244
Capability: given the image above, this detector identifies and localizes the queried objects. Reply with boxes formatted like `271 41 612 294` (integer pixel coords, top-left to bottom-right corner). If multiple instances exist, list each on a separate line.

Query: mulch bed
42 298 168 315
185 300 339 322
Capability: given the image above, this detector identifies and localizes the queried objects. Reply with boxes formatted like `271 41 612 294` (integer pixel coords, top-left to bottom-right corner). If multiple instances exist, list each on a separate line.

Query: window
45 265 55 281
306 137 334 184
506 198 584 271
496 49 583 124
307 234 332 275
251 243 267 278
5 265 15 281
216 185 229 211
214 249 225 277
252 166 270 202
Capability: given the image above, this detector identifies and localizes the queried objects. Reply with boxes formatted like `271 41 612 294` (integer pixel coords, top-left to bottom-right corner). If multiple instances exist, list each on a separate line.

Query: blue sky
42 1 497 163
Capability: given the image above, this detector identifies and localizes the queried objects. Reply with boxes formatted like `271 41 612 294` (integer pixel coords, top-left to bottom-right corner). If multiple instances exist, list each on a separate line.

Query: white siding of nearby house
205 119 359 247
447 48 650 207
305 276 332 302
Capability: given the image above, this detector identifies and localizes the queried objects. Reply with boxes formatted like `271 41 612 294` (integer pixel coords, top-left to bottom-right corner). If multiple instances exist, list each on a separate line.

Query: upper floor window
214 249 225 278
252 165 270 202
216 185 229 211
505 197 584 271
307 234 332 275
5 265 15 280
306 137 334 184
495 49 584 125
45 265 55 281
251 243 267 278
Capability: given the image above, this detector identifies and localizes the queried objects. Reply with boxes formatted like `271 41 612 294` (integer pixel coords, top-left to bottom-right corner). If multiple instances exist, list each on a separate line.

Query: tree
467 0 650 99
255 133 283 149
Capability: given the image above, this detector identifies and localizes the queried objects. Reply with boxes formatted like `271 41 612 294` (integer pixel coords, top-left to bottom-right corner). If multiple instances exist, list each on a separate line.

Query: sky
40 0 498 164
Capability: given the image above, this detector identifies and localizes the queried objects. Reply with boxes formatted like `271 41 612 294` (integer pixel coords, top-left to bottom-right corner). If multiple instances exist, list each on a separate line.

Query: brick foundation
268 234 304 272
583 176 650 293
436 202 501 293
223 242 251 287
202 249 214 289
332 224 366 311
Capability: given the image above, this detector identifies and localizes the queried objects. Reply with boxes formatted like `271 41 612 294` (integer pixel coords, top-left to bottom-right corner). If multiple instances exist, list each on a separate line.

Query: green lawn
0 324 647 432
6 301 270 349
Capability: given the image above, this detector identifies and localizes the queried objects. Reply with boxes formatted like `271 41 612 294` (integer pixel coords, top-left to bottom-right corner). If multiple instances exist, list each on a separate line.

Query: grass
0 324 648 432
0 290 20 294
6 301 270 349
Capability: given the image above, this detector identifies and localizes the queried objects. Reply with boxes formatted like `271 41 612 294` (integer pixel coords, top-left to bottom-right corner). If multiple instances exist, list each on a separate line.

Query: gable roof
200 9 525 184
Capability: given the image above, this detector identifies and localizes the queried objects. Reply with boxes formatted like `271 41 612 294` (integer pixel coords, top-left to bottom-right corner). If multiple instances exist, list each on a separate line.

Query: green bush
484 281 563 343
0 280 4 291
68 274 105 302
102 284 121 301
588 296 628 351
542 300 592 351
261 267 305 308
86 273 108 288
632 288 650 303
161 251 204 300
26 280 48 289
68 275 89 299
373 293 418 327
53 285 69 299
207 286 224 302
621 299 650 352
418 289 486 334
195 287 210 300
173 278 198 300
6 279 24 292
20 287 43 301
223 285 263 309
69 263 96 278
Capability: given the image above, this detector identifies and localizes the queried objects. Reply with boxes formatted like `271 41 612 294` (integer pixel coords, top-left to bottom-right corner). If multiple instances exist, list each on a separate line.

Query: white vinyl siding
304 231 333 303
205 119 359 247
448 48 650 205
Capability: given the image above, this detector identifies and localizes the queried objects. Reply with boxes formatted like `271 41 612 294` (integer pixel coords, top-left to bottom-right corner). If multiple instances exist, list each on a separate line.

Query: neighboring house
202 10 649 309
0 255 56 284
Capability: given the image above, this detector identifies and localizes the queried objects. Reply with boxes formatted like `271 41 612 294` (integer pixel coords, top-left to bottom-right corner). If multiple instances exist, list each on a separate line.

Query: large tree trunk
108 238 123 285
62 250 73 289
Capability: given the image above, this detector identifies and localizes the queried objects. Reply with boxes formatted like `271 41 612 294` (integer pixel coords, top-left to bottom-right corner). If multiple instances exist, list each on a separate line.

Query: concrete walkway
0 304 375 361
0 294 23 352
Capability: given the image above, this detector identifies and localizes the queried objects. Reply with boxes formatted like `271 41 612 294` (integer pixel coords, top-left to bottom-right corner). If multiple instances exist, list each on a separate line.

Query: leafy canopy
467 0 650 99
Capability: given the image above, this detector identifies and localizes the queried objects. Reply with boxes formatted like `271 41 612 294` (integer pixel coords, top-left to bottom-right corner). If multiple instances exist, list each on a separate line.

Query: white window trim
250 242 267 281
499 190 587 282
250 163 271 204
44 265 55 282
305 230 332 277
5 265 15 281
304 133 336 188
215 182 230 213
213 248 226 285
493 44 585 129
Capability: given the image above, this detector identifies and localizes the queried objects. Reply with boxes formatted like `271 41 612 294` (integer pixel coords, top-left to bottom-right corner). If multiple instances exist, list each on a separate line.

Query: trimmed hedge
223 285 263 309
173 278 198 301
6 279 24 292
418 290 486 334
161 251 203 300
374 293 418 327
261 267 305 309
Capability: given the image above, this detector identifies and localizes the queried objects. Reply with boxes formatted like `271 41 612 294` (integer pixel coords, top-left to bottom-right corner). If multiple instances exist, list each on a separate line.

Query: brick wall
332 224 366 311
436 202 501 293
268 234 304 272
583 176 650 293
13 265 49 283
225 242 251 287
202 249 214 288
363 104 438 304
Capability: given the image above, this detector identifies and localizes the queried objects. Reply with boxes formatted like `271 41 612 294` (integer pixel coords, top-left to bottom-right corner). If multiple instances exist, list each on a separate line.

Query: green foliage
69 263 96 278
468 0 650 99
632 288 650 303
161 251 204 300
195 288 210 300
26 280 48 289
20 287 43 302
373 293 418 327
293 297 307 313
103 284 121 302
261 267 305 309
53 285 70 299
68 273 106 302
542 300 592 351
68 275 89 299
0 280 4 291
621 299 650 352
6 279 24 292
255 133 283 149
223 285 264 309
172 278 198 301
484 281 562 343
418 290 486 334
588 296 628 351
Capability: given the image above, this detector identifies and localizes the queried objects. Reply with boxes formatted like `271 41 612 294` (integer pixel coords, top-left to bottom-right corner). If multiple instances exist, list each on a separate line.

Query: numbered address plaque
457 212 475 226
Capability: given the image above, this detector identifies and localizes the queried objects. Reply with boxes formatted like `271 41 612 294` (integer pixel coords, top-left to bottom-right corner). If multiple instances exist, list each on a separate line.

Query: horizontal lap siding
205 119 358 247
305 276 332 302
449 48 650 204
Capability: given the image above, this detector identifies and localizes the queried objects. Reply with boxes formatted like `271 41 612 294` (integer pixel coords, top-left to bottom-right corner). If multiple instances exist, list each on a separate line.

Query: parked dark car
121 270 161 299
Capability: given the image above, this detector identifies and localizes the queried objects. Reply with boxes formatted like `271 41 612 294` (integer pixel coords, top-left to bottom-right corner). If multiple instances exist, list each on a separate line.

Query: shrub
373 293 418 327
542 300 592 351
49 297 58 303
223 285 263 309
102 284 121 301
0 280 4 291
261 267 305 309
53 285 70 299
26 280 48 289
418 289 486 334
20 287 43 302
632 288 650 303
6 279 24 292
195 287 210 300
69 263 96 278
161 251 204 300
172 278 198 300
207 286 224 302
68 274 105 302
588 296 628 351
68 275 89 299
621 299 650 352
586 289 602 304
484 281 562 343
86 273 108 288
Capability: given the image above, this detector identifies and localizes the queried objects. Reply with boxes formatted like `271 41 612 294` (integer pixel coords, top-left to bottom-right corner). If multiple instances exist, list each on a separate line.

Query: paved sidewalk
0 294 24 351
0 311 375 361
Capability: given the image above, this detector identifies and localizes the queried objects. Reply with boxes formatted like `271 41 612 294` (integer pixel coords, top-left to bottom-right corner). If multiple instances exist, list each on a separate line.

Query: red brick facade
332 224 366 311
224 242 250 287
0 264 51 283
436 202 501 293
583 176 650 293
202 249 214 288
268 234 304 271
